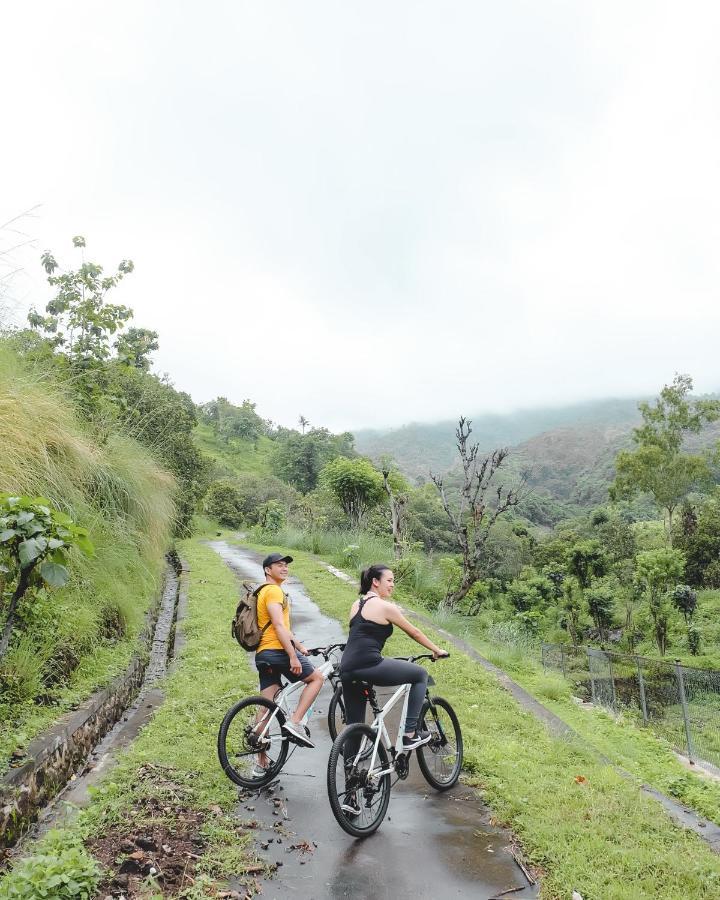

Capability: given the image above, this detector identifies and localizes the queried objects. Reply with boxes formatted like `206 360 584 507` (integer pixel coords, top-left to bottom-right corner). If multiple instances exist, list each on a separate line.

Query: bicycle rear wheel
416 696 463 790
327 682 346 742
327 723 391 837
218 696 289 788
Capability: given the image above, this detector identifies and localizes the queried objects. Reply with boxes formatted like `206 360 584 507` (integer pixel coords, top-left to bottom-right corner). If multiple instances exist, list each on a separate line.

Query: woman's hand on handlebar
432 649 450 661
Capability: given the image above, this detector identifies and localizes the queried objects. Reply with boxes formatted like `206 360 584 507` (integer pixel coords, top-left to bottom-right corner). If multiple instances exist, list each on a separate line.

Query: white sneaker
251 764 268 778
282 720 315 748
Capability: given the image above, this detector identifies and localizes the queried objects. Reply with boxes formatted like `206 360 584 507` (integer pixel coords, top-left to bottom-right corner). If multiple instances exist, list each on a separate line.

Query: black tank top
340 594 393 672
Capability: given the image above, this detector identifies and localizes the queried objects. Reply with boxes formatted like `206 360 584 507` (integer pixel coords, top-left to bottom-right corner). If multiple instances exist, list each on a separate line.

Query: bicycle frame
360 682 413 777
348 653 441 778
254 646 342 744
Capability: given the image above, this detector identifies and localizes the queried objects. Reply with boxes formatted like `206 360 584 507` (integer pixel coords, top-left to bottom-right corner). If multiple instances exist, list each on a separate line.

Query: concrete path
209 541 538 900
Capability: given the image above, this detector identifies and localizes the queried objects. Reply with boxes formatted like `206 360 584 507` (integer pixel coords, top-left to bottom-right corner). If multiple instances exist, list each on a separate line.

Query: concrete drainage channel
0 554 188 855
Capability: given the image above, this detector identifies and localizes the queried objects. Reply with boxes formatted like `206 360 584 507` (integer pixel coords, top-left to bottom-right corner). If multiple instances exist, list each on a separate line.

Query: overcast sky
2 1 719 431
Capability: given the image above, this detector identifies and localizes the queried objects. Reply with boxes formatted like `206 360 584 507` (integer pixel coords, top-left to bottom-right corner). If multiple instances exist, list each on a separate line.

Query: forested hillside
354 397 643 477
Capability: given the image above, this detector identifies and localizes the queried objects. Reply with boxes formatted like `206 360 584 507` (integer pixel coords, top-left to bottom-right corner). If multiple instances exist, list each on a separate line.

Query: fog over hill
354 397 644 479
354 395 720 523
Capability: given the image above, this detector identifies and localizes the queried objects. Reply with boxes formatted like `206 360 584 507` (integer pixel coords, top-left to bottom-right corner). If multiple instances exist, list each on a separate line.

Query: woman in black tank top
340 564 448 750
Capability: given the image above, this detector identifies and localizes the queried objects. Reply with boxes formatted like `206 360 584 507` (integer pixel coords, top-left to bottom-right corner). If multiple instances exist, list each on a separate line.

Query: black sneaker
341 791 361 816
402 729 432 750
282 720 315 748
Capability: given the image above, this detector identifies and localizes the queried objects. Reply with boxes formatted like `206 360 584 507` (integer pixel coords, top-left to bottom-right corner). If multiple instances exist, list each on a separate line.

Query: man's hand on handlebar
432 649 450 661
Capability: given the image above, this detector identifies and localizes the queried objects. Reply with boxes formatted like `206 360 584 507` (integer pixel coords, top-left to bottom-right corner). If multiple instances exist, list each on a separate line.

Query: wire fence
541 642 720 770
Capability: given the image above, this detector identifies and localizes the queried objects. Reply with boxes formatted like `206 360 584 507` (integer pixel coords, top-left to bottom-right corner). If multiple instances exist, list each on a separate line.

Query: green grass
193 424 274 478
449 622 720 826
241 538 720 900
0 539 263 896
0 343 174 770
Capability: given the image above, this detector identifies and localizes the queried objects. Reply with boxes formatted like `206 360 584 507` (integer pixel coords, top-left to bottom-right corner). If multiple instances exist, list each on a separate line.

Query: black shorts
255 649 315 690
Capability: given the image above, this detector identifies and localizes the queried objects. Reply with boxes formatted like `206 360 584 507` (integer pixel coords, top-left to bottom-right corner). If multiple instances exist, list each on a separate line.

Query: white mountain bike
327 654 463 837
218 643 345 789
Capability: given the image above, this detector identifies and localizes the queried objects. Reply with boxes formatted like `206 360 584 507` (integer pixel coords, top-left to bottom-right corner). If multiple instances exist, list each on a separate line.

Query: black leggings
341 658 429 733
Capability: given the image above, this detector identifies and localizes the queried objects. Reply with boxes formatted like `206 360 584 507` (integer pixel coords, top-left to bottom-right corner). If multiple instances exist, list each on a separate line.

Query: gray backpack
231 582 287 651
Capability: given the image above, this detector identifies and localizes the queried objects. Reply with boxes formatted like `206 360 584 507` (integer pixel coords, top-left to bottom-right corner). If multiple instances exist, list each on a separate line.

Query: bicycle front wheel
416 696 463 790
327 723 391 837
218 696 289 788
327 682 346 742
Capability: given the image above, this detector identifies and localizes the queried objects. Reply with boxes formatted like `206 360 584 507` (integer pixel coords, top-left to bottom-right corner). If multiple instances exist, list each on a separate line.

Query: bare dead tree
431 416 524 609
382 468 407 559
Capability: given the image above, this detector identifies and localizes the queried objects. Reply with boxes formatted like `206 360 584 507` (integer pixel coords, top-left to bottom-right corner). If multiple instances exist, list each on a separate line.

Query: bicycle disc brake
394 753 410 780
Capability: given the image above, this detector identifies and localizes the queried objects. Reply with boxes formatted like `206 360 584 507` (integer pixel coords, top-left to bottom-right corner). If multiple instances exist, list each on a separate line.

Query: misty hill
354 397 643 479
355 396 720 523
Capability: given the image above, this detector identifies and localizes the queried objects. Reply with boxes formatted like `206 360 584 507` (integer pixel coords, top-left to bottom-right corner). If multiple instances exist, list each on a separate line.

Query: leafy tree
674 495 720 587
561 577 583 646
322 457 384 527
229 473 298 526
404 484 456 553
432 417 522 609
671 584 697 624
610 375 720 544
298 415 310 434
204 480 244 528
273 428 355 493
585 584 615 642
635 547 686 655
115 326 159 370
0 495 93 658
259 499 286 533
29 236 134 363
593 512 637 563
566 540 606 589
382 467 409 558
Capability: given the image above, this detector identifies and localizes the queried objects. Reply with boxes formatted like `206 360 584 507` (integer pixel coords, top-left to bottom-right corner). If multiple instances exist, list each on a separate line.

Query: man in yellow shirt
254 553 323 750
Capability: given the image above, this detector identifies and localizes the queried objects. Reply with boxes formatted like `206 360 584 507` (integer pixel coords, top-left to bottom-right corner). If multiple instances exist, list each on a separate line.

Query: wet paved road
210 541 538 900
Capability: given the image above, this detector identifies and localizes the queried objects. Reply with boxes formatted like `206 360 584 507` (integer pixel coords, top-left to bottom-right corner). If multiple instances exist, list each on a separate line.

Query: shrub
0 830 101 899
203 480 243 528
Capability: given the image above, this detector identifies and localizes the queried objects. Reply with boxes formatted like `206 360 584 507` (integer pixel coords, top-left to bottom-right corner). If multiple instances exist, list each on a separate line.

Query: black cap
262 552 293 570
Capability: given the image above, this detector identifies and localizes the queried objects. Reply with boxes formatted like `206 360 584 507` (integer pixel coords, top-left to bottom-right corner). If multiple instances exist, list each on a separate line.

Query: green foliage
272 427 355 493
635 548 686 655
201 396 268 444
566 539 606 589
0 494 93 658
671 584 698 624
104 364 208 536
0 830 101 899
114 326 158 370
203 480 244 528
258 498 285 533
675 495 720 587
227 473 297 526
0 342 173 757
321 456 385 527
585 584 615 641
611 375 720 542
30 236 134 363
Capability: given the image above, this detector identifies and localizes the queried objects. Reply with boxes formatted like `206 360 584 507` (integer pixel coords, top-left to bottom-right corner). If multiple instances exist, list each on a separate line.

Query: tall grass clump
0 344 175 760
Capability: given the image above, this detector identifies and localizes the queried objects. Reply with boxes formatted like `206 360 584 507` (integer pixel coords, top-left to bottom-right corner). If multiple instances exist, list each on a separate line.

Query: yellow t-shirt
256 583 290 652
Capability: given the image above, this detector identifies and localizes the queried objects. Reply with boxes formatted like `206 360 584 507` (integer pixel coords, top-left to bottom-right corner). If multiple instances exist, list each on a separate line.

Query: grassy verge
0 539 263 898
437 620 720 825
242 538 720 900
0 345 174 773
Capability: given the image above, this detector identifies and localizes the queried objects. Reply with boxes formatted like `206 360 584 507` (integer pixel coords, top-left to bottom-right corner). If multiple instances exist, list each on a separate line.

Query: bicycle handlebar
306 642 346 658
392 652 450 663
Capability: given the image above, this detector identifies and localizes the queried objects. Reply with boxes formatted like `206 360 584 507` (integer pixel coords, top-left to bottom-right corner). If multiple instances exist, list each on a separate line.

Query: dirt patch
86 764 262 898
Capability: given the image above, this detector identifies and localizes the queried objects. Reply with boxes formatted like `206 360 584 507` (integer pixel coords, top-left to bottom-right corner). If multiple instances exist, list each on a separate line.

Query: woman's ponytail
359 564 391 595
